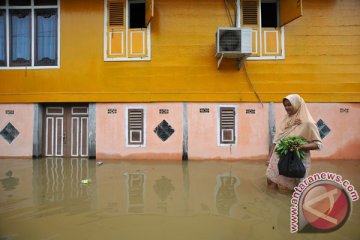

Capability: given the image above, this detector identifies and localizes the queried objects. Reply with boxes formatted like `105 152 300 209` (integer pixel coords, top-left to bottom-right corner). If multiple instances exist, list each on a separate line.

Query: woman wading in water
266 94 323 191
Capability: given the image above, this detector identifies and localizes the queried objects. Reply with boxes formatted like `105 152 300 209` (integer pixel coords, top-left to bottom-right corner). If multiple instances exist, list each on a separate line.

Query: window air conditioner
216 27 252 69
216 27 252 58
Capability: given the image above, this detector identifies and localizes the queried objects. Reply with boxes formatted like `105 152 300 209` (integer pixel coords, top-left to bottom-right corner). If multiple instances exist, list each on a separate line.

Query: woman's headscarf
274 94 322 143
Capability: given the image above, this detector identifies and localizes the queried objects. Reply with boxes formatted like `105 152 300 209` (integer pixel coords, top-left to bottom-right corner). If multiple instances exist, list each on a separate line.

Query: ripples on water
0 158 359 240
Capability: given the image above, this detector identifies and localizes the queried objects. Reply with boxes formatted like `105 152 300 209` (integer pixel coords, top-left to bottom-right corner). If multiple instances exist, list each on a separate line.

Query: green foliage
275 136 307 160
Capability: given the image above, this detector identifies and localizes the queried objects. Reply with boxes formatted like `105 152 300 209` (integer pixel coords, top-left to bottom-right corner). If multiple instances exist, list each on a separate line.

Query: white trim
71 117 79 157
146 23 151 59
125 106 146 147
104 56 151 62
72 106 88 115
258 0 262 58
109 30 125 55
281 26 285 59
55 117 63 156
251 29 258 55
221 129 234 143
81 117 88 156
129 129 142 143
45 117 54 156
263 30 279 55
46 107 64 115
129 29 146 56
217 105 238 147
0 66 60 69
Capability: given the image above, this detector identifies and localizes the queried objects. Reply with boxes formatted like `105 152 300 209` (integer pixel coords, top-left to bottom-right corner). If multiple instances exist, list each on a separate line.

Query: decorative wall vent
316 119 331 139
128 109 144 144
154 120 174 142
246 109 255 114
0 123 19 144
200 108 210 113
220 107 236 144
159 109 169 114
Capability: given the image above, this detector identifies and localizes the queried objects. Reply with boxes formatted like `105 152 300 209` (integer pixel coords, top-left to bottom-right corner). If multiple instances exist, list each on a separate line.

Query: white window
241 0 302 60
0 0 60 68
104 0 154 61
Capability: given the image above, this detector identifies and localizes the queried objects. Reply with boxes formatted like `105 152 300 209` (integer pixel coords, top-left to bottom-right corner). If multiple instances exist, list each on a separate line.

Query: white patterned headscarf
274 94 322 144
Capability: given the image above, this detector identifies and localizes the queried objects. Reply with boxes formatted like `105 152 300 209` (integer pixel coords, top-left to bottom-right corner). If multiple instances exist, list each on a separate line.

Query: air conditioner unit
216 27 252 69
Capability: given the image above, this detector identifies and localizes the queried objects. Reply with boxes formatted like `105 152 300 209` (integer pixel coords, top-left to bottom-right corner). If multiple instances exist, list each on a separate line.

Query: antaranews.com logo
290 172 359 233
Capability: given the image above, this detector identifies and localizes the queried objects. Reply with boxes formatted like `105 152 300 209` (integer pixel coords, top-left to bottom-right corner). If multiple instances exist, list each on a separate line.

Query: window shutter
145 0 154 27
108 0 125 27
128 109 144 145
279 0 302 26
242 0 258 25
107 0 126 58
220 107 236 144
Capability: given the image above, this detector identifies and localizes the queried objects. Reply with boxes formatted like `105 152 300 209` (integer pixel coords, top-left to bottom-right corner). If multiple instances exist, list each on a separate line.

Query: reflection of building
32 158 96 215
125 173 145 214
153 176 175 213
0 170 19 191
215 174 239 215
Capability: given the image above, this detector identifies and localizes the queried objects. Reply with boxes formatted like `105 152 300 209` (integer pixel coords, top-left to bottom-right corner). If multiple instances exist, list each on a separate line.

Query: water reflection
32 158 96 215
215 173 239 215
0 170 19 191
124 172 145 214
153 176 175 213
0 159 359 240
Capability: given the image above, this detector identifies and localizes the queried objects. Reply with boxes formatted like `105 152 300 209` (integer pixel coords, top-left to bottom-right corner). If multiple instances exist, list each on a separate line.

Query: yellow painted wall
0 0 359 103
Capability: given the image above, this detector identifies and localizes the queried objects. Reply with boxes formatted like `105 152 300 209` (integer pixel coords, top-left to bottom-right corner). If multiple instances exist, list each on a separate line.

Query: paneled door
43 105 89 157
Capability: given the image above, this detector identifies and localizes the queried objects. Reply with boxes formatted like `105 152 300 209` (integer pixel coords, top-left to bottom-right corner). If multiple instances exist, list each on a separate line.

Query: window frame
217 105 238 146
241 0 285 61
104 0 151 62
0 0 60 69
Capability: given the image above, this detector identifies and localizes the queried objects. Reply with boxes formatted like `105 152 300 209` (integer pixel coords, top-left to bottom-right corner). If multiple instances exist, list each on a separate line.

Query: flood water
0 158 359 240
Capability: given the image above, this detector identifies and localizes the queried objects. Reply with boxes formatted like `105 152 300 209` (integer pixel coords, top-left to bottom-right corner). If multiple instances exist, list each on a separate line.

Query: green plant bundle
275 136 307 160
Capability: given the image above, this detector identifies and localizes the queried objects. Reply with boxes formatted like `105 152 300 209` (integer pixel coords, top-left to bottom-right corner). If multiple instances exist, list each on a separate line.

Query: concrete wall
0 102 359 160
95 102 360 161
0 104 34 158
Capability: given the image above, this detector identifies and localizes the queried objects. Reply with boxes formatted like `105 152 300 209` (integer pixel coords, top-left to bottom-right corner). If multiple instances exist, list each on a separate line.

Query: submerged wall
95 102 360 161
0 104 34 158
0 102 359 160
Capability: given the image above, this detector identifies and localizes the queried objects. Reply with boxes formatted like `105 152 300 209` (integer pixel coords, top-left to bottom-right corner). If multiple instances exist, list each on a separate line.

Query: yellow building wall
0 0 359 103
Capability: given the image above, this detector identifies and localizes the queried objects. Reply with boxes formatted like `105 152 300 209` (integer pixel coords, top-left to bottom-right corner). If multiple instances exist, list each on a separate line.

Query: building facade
0 0 359 160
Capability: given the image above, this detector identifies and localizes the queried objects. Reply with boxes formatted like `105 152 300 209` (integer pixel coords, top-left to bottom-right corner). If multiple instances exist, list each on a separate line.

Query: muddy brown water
0 158 359 240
